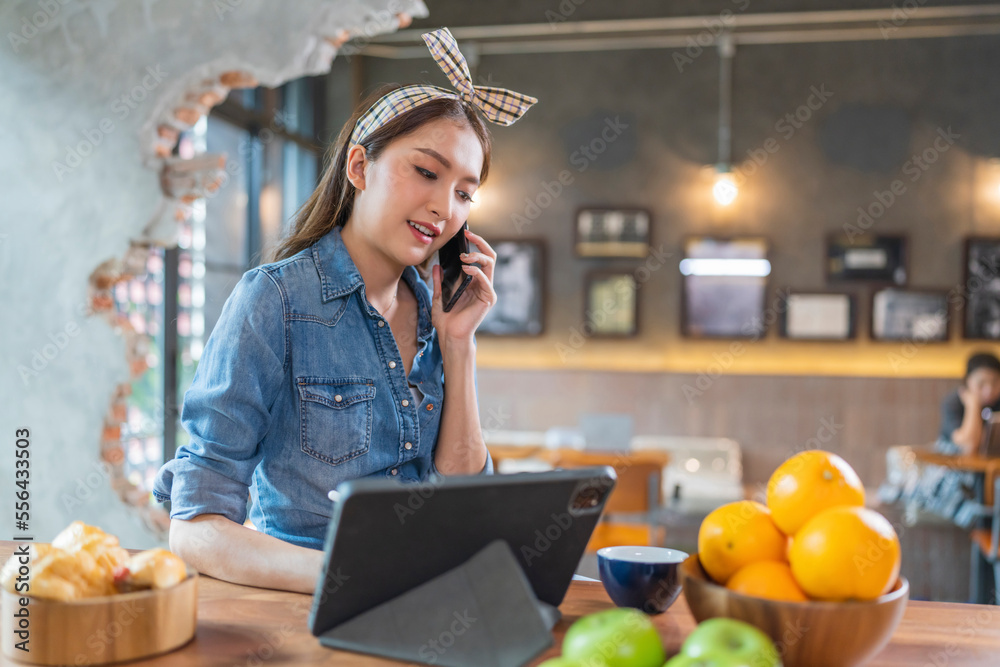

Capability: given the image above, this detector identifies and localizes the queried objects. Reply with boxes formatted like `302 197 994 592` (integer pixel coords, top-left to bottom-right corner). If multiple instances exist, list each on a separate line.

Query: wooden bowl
0 569 197 665
680 555 908 667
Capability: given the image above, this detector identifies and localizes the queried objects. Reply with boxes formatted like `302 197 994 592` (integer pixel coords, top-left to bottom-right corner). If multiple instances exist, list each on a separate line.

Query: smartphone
439 222 479 312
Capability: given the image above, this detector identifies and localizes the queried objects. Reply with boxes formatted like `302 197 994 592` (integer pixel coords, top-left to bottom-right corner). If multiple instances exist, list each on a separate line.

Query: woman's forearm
168 514 323 594
951 407 983 454
435 339 488 475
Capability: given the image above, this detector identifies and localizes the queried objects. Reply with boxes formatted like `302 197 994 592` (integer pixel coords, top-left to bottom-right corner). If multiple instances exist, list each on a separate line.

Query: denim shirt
153 225 494 550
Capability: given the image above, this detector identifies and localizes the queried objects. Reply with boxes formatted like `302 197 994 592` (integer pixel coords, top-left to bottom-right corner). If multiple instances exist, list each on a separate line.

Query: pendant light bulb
713 168 738 206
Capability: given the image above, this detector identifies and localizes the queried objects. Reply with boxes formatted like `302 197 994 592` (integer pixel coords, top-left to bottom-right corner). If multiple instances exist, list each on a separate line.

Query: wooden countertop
2 541 1000 665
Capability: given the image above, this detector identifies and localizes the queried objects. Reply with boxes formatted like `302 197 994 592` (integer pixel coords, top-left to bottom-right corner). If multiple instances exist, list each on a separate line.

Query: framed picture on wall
680 236 770 338
871 288 949 341
478 239 545 336
964 237 1000 339
584 272 638 337
575 208 650 258
780 291 857 340
826 233 907 285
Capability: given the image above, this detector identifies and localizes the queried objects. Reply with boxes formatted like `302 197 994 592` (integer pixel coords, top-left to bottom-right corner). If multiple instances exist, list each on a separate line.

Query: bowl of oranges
680 450 909 667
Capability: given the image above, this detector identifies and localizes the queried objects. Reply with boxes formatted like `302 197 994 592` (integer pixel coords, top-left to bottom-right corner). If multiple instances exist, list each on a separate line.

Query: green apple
562 608 666 667
537 658 586 667
663 654 754 666
671 618 780 667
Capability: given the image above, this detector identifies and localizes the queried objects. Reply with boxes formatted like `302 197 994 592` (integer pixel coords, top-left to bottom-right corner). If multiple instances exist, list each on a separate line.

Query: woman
939 352 1000 455
152 28 537 593
888 352 1000 527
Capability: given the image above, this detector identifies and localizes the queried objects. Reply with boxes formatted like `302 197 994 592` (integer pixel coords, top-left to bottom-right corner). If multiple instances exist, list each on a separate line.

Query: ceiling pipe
357 4 1000 57
373 4 1000 40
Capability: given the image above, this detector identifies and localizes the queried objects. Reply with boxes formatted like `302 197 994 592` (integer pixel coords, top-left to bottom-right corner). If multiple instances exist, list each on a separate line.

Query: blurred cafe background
4 0 1000 604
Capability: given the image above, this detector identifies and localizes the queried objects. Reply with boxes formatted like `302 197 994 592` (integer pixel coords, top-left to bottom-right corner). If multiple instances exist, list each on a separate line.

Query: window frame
161 78 325 463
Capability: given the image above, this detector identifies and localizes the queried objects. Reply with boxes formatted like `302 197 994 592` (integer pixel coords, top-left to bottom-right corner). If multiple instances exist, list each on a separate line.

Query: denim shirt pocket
297 376 376 466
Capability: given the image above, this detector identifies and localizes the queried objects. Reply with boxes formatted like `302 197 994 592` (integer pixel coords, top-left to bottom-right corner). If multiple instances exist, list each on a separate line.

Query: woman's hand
431 228 497 349
959 385 984 413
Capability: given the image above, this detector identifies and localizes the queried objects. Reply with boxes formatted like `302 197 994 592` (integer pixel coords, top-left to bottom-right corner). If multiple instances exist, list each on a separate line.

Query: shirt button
401 399 409 407
389 361 397 369
378 320 386 328
334 394 343 403
426 404 434 411
391 468 398 476
404 442 413 450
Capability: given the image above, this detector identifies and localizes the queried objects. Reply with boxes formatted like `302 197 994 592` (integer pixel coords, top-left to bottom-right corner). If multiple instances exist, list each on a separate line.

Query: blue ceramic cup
597 546 689 614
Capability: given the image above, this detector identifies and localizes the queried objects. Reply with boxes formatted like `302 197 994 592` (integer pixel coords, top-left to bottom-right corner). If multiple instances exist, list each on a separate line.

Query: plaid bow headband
349 27 538 146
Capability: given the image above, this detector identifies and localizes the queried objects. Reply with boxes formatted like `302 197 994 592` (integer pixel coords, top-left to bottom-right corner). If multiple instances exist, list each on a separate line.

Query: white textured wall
0 0 426 549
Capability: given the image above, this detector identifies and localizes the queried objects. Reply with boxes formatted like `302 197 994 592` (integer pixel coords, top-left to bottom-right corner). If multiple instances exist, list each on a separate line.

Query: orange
698 501 787 585
766 450 865 536
726 560 809 602
789 506 901 602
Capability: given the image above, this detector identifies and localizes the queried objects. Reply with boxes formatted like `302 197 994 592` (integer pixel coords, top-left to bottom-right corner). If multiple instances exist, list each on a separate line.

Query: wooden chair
970 477 1000 605
541 449 667 552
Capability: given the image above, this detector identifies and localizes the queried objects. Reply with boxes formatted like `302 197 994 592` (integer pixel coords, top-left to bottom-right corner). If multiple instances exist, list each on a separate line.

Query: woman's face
348 117 484 267
967 367 1000 405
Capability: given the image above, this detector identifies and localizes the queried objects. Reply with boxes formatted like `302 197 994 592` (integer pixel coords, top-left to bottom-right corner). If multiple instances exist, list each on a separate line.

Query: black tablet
308 466 617 637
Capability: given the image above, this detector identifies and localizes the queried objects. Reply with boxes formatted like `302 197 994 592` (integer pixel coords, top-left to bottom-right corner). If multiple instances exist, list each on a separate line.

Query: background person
939 352 1000 456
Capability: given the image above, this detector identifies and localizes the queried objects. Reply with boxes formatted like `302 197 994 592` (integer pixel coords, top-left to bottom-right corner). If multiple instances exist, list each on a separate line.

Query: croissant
119 548 188 591
0 522 187 601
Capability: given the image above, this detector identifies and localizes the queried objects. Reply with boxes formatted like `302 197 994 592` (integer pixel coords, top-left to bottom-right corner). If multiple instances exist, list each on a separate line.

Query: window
111 250 166 494
112 77 325 506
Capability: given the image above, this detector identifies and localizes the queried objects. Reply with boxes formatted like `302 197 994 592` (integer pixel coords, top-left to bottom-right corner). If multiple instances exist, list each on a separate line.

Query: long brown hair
271 84 493 263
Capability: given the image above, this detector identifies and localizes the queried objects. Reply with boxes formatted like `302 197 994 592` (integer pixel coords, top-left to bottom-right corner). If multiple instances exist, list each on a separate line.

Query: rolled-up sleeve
153 268 286 524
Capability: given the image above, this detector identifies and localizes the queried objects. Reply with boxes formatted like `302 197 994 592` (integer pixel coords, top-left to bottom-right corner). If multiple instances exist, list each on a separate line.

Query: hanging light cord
717 32 735 169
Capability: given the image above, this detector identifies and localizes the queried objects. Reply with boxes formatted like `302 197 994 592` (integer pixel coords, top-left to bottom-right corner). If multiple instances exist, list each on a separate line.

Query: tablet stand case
318 539 560 667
